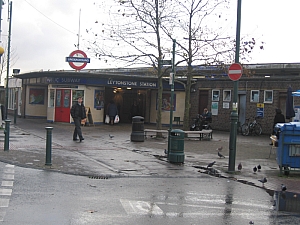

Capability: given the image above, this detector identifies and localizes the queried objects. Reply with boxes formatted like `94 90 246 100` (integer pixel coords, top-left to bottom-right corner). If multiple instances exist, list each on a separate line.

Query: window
264 90 273 103
223 90 231 102
29 88 45 104
48 89 55 107
250 90 259 102
212 89 220 101
72 90 84 106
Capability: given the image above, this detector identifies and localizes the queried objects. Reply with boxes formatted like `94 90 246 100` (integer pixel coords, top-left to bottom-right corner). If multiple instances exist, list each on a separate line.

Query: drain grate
88 175 109 179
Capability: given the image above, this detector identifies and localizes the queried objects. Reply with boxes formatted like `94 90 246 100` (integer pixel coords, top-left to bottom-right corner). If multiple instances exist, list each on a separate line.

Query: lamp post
167 39 176 157
5 1 12 119
228 0 242 172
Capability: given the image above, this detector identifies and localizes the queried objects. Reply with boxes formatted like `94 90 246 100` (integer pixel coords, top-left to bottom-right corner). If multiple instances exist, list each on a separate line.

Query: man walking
70 96 86 142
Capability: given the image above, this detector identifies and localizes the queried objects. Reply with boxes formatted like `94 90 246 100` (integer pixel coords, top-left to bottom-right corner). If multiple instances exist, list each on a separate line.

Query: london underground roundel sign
228 63 243 81
66 50 90 70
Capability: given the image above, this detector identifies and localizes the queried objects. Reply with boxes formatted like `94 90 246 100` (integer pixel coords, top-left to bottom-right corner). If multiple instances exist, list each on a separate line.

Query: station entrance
104 87 148 123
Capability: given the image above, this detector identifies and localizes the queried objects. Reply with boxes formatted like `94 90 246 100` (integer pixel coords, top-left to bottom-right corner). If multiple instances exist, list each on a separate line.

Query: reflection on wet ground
274 191 300 213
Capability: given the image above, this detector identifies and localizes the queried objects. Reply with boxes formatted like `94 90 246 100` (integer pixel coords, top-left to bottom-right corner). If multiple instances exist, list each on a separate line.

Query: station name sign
46 77 157 88
107 79 157 88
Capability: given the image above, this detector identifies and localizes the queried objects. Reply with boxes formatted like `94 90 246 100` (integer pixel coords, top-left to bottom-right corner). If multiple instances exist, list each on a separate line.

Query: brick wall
190 77 300 134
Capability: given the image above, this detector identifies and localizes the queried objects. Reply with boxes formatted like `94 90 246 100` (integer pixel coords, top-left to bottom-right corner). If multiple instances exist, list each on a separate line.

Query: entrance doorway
198 90 209 114
55 89 71 122
105 87 146 123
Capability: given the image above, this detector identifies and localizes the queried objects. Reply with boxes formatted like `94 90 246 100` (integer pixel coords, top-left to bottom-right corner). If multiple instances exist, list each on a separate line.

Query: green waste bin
168 129 185 163
130 116 145 142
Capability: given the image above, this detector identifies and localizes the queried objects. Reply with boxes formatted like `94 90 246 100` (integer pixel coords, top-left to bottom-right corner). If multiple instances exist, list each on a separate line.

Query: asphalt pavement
0 117 299 195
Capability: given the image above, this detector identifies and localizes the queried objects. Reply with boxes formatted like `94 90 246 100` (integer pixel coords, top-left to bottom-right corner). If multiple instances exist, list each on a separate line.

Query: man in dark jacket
70 96 86 142
272 108 285 135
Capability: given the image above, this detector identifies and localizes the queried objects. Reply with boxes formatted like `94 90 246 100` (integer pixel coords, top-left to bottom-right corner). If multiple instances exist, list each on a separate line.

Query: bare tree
160 0 263 130
86 0 263 131
87 0 178 132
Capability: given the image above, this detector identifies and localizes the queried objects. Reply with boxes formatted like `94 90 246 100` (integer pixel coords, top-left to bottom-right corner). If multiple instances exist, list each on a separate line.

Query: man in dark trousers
70 96 86 142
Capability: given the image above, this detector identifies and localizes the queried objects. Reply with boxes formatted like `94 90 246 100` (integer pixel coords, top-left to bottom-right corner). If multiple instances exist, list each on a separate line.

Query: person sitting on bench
200 108 212 129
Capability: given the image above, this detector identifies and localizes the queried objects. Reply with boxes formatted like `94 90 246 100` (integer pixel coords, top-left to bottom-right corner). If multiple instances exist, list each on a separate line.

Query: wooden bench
184 130 213 140
144 129 169 138
144 129 212 140
173 117 184 125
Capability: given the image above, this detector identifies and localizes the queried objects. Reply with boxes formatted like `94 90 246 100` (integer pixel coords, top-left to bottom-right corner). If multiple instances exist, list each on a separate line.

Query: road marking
2 175 14 180
0 212 6 222
120 198 271 218
1 181 13 187
0 199 9 208
4 165 14 168
0 189 12 196
0 164 14 222
3 169 14 174
120 199 164 215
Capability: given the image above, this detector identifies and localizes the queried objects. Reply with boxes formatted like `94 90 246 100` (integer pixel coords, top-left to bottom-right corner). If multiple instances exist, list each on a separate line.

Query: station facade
13 70 185 125
11 63 300 134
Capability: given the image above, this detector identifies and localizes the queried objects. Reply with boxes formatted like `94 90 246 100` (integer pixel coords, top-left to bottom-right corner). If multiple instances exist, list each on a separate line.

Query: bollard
45 127 53 166
14 108 17 124
4 120 11 151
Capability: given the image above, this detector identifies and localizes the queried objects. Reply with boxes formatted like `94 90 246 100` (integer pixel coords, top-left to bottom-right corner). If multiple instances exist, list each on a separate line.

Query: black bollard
4 120 11 151
14 108 17 124
45 127 53 166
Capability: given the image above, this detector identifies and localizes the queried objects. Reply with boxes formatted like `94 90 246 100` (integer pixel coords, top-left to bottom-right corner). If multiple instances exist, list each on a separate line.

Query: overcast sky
0 0 299 76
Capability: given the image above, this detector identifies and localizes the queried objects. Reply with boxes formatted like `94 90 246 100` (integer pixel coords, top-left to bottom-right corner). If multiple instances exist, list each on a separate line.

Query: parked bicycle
241 117 262 136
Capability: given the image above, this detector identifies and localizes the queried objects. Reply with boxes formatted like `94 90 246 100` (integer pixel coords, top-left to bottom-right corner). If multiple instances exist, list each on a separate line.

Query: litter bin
275 122 300 175
130 116 144 142
168 129 185 163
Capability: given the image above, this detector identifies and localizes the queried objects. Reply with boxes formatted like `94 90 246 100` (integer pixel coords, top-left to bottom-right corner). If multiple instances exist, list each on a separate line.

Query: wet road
0 162 299 224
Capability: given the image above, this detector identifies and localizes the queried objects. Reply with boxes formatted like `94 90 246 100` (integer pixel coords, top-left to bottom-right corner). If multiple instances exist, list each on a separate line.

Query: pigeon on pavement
257 164 261 171
238 162 242 171
218 152 225 158
281 184 287 192
258 177 267 185
216 146 223 151
253 166 258 173
164 149 168 155
109 134 114 139
207 161 216 168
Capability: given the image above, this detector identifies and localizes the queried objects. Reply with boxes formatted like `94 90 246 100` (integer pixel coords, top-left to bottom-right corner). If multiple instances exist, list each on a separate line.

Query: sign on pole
228 63 243 81
169 73 174 85
160 60 172 65
66 50 90 70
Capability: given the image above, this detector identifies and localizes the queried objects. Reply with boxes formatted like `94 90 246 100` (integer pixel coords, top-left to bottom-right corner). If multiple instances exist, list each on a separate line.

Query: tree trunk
183 65 192 131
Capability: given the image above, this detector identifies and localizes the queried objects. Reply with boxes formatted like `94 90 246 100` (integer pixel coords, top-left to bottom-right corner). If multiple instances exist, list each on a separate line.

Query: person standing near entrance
130 100 139 119
107 100 118 125
70 96 86 142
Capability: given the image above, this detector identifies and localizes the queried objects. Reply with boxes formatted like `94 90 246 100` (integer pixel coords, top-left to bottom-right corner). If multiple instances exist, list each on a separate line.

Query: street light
5 1 12 119
228 0 242 172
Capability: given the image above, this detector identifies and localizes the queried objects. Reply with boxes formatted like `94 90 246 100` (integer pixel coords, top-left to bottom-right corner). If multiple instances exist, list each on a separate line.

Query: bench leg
200 133 203 140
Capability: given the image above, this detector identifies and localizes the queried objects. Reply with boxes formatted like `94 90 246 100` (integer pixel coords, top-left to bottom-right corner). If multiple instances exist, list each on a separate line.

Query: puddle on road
274 191 300 213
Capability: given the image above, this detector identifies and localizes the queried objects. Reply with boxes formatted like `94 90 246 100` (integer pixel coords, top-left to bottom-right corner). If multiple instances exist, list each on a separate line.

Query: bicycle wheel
241 124 249 136
254 123 262 135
